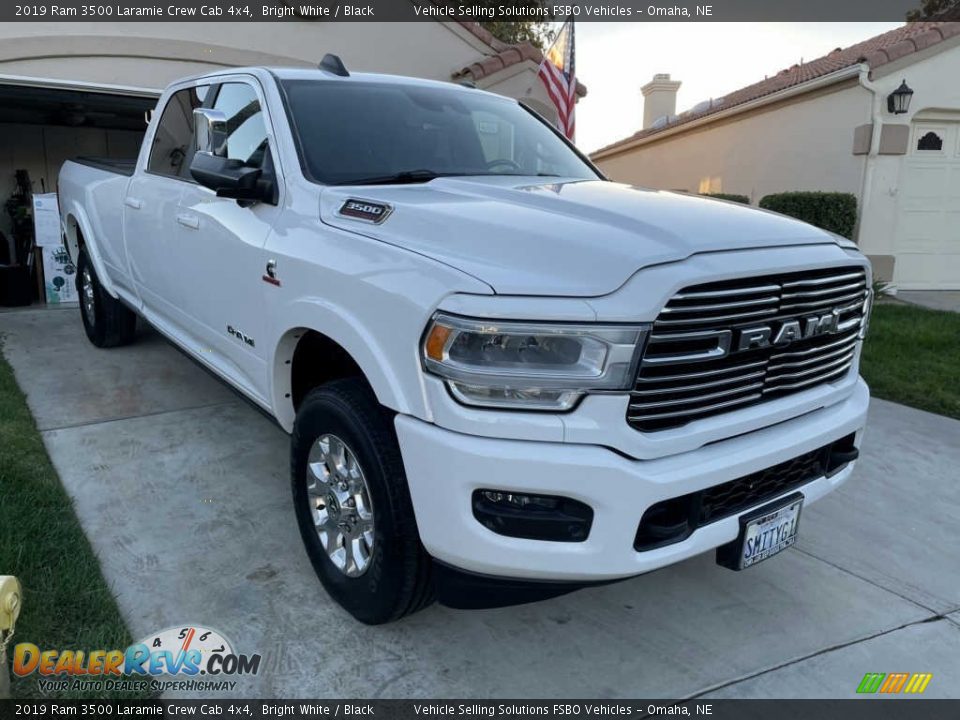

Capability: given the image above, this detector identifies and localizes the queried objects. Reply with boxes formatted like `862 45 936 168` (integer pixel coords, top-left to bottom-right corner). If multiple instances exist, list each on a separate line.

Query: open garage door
0 77 158 251
893 120 960 290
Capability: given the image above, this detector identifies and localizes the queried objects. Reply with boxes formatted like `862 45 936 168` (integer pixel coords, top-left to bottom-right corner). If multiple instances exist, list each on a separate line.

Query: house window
917 131 943 151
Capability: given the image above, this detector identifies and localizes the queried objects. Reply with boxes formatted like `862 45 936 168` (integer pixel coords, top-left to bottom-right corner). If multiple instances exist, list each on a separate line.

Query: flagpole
531 18 578 141
569 18 576 144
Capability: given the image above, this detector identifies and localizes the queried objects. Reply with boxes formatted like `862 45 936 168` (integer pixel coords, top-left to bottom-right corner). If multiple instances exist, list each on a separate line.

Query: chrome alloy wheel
305 434 375 577
81 267 96 326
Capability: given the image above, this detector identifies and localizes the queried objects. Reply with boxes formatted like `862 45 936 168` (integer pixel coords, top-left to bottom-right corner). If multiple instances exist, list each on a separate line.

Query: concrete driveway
2 306 959 699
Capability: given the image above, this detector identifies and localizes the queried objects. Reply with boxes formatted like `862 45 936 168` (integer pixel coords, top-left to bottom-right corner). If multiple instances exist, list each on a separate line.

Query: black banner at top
2 0 955 22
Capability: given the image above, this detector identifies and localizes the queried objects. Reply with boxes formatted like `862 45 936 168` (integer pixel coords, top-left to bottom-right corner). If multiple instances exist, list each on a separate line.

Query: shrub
873 279 896 297
758 191 858 239
700 193 751 204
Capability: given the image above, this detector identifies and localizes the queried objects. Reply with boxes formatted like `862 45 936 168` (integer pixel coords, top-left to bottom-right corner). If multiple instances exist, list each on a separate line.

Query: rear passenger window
147 85 209 179
212 83 268 168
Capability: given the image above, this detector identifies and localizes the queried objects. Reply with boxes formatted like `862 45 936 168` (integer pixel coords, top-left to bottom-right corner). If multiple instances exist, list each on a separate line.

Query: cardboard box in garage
33 193 78 305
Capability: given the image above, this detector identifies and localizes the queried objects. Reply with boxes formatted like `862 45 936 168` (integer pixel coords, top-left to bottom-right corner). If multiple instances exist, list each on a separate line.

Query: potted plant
0 170 36 307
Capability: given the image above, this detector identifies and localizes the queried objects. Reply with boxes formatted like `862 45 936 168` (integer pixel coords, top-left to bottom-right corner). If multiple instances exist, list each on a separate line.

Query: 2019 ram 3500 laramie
58 60 871 624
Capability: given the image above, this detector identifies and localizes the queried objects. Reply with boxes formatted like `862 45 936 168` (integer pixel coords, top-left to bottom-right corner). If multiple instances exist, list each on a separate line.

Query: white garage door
894 121 960 290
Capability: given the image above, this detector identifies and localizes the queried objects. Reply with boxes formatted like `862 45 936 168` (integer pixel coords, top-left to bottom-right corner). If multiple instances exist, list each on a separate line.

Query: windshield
279 79 600 185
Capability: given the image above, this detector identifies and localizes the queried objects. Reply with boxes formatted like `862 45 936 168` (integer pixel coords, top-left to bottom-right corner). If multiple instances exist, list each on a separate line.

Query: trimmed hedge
759 191 858 239
700 193 751 204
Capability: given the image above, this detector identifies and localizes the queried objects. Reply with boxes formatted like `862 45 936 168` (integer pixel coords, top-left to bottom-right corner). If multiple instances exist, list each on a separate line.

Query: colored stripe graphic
857 673 885 693
904 673 933 694
880 672 909 693
857 672 932 694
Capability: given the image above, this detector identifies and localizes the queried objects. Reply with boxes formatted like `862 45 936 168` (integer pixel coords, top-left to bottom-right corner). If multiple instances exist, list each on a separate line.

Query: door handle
124 197 143 210
176 213 200 230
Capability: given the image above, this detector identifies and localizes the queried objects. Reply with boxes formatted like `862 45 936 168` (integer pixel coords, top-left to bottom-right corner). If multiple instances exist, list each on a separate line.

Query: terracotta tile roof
592 21 960 156
453 21 587 97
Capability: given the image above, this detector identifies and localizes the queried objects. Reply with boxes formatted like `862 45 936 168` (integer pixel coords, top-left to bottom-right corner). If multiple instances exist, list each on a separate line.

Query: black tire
76 248 137 348
291 378 434 624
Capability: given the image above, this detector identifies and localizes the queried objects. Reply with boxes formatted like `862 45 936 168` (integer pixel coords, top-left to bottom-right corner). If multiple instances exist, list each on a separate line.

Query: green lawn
860 302 960 421
0 346 142 699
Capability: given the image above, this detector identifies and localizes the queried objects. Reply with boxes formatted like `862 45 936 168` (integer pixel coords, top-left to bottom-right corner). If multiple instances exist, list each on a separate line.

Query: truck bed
73 156 137 177
58 158 134 279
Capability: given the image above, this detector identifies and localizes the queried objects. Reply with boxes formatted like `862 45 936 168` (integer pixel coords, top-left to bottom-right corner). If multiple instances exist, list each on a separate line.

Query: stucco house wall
0 22 488 86
857 42 960 289
595 81 871 202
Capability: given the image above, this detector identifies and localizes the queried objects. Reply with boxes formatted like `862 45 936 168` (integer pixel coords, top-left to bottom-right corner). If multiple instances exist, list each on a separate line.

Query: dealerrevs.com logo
13 625 261 693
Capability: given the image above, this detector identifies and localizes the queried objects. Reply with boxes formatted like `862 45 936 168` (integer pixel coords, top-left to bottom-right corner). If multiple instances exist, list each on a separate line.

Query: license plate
717 493 803 570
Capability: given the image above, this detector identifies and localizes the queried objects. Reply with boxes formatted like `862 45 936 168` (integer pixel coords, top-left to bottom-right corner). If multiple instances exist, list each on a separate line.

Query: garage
894 116 960 290
0 77 157 266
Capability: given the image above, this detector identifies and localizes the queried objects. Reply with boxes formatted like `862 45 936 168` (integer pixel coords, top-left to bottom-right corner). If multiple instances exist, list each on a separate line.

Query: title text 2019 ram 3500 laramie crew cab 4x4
58 58 871 624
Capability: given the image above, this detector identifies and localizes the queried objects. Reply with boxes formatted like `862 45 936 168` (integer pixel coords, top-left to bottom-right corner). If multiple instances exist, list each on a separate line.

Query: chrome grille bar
767 344 857 373
628 393 764 422
781 272 864 287
635 358 769 384
766 351 857 382
628 381 765 410
673 283 780 300
780 280 866 298
631 369 766 395
660 296 780 313
654 307 779 326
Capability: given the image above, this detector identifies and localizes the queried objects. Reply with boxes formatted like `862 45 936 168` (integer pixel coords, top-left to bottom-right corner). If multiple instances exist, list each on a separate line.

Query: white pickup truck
59 58 871 624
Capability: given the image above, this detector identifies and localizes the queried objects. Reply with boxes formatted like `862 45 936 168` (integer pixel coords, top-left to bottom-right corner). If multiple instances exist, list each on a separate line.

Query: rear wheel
291 378 434 624
77 249 137 348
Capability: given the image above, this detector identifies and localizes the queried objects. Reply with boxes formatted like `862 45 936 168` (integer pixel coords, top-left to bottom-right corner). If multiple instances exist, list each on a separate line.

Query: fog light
472 489 593 542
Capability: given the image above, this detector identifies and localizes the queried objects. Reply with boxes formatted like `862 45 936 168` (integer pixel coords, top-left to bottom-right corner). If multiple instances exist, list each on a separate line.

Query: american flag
538 21 577 141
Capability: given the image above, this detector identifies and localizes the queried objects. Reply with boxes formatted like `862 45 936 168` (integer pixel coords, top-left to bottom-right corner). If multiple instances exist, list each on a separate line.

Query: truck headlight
421 313 649 411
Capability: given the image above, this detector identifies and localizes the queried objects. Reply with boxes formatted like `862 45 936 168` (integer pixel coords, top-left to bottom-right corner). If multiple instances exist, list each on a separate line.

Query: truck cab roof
175 65 487 97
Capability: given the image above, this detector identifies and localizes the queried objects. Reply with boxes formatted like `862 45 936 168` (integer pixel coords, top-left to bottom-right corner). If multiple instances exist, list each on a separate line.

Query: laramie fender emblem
338 199 392 224
262 259 280 287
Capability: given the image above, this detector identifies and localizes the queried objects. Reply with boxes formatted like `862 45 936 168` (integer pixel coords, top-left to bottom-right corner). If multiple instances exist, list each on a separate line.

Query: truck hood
319 177 842 297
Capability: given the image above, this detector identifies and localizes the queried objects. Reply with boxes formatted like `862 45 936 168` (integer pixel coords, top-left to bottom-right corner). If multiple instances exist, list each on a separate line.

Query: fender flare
61 201 119 300
269 298 423 432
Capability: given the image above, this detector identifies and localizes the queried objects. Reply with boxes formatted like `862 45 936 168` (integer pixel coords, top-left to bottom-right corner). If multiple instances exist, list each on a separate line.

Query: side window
212 83 268 168
147 85 209 179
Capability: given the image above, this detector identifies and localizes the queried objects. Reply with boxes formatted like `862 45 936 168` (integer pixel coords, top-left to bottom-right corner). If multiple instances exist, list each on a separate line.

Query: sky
573 22 902 153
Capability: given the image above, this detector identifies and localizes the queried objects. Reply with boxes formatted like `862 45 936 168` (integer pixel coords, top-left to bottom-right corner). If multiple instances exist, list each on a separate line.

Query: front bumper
396 378 869 582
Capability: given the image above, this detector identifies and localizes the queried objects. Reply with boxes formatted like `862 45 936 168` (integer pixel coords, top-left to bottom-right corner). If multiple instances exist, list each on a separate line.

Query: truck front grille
628 266 868 432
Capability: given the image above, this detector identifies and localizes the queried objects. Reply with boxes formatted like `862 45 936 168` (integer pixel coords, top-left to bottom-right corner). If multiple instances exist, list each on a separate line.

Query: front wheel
76 249 137 348
291 378 434 624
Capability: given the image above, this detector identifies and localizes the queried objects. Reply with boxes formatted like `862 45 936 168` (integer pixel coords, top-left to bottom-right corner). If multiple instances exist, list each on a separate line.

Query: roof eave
591 64 864 160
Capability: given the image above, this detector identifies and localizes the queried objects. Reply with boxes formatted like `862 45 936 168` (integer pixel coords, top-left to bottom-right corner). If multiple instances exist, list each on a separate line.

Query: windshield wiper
335 169 451 186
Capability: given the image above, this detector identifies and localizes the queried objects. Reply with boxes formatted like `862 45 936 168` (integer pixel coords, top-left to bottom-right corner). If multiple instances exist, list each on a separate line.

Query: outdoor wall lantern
887 80 914 115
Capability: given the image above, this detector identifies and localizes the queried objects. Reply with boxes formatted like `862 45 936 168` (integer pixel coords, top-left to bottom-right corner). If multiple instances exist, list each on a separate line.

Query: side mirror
189 108 273 203
190 153 264 202
193 108 228 157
